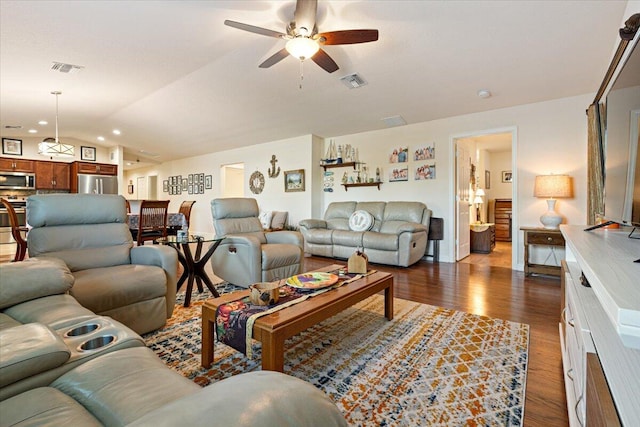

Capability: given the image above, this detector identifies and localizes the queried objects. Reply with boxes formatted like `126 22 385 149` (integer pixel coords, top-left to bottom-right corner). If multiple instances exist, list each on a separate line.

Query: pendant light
38 91 74 157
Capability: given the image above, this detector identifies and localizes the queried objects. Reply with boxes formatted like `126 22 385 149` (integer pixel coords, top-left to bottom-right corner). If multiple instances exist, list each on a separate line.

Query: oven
0 199 26 246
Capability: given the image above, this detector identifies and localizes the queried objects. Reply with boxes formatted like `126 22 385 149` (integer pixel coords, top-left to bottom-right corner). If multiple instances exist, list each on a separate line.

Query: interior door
456 143 471 260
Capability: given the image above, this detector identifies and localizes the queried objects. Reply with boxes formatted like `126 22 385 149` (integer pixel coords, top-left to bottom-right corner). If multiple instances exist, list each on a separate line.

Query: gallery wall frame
502 170 513 183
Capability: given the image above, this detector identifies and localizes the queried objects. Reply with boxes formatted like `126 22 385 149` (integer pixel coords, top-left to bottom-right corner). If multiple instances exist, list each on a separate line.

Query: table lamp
534 174 572 229
474 188 485 223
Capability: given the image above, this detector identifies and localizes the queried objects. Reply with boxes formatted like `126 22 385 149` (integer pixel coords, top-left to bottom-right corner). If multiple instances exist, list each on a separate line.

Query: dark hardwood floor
302 255 569 427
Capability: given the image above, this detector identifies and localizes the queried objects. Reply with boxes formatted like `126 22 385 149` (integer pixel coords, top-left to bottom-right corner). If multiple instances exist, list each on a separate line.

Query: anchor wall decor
268 154 281 178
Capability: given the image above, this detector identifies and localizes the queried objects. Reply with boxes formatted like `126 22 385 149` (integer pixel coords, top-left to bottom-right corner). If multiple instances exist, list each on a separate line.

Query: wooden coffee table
201 265 393 372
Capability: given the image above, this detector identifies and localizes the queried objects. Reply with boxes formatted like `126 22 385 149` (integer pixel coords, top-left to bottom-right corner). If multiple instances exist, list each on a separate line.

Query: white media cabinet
560 225 640 426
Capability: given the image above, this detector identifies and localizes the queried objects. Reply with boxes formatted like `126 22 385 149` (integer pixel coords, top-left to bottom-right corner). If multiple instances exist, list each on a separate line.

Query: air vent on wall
340 73 367 89
50 62 84 74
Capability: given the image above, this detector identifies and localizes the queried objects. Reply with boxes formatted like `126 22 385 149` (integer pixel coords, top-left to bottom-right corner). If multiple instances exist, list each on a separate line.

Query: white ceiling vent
50 62 84 74
340 73 367 89
381 115 407 128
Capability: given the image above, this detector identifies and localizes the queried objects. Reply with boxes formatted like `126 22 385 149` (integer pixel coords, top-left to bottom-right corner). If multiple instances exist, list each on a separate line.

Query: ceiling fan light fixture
285 37 319 60
38 91 74 158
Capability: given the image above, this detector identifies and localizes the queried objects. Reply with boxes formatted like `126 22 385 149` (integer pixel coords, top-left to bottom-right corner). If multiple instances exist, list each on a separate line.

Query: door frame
449 126 519 270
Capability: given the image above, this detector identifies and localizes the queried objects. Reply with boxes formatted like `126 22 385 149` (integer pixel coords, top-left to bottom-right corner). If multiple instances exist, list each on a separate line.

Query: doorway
221 163 244 197
453 129 516 269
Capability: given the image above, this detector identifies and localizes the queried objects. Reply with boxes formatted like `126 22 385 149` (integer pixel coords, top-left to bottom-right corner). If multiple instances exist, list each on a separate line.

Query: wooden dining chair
134 200 169 246
125 199 131 213
0 198 28 261
168 200 196 235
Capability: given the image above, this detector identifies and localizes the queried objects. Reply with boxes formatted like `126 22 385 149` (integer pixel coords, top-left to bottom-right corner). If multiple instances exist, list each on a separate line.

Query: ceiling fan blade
312 48 339 73
259 48 290 68
318 29 379 45
224 20 286 38
294 0 317 36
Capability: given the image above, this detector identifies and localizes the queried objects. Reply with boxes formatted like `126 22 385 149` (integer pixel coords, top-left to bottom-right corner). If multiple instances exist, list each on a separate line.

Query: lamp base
540 199 562 229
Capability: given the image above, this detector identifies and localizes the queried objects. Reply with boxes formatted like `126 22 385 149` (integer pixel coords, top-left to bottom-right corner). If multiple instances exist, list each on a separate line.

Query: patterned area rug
143 286 529 426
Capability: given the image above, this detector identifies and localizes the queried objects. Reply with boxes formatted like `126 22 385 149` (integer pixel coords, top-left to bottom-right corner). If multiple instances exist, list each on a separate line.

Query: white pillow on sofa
348 210 374 232
259 211 273 230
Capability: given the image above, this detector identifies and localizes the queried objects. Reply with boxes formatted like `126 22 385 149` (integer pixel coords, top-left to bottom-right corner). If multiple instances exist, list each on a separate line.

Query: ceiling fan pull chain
299 60 304 89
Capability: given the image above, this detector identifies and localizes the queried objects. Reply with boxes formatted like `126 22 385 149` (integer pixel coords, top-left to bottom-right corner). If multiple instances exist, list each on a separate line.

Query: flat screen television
601 25 640 228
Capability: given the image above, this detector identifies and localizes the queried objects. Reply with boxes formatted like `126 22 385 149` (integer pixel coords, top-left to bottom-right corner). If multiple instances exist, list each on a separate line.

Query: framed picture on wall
81 146 96 161
2 138 22 156
205 175 212 189
182 179 188 191
485 170 491 189
284 169 305 192
162 180 168 192
502 170 513 183
188 185 193 195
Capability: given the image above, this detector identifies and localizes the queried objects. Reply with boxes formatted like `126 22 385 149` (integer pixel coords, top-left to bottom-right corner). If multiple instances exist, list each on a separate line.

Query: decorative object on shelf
284 169 305 192
322 140 338 164
502 170 513 183
1 138 22 156
342 172 348 184
376 167 381 182
389 166 408 182
534 174 573 229
249 170 265 194
415 163 436 180
204 175 212 189
337 145 343 164
414 143 435 160
39 91 74 158
267 154 280 178
485 170 491 189
81 146 96 161
474 188 485 223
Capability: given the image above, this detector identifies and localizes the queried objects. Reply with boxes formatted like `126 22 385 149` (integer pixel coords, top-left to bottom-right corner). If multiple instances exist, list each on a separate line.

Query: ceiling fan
224 0 379 73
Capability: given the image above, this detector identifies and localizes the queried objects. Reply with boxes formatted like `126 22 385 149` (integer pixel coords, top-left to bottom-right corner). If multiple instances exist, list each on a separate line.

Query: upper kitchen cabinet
73 162 117 176
35 161 70 190
0 157 35 173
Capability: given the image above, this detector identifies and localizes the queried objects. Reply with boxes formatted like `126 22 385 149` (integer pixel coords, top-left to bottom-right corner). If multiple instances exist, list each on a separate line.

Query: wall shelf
320 162 358 171
342 182 381 191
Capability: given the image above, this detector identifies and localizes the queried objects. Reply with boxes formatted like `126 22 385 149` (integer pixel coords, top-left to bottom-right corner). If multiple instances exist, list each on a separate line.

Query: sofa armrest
299 219 327 229
127 371 347 427
0 323 70 387
130 246 178 316
265 230 303 248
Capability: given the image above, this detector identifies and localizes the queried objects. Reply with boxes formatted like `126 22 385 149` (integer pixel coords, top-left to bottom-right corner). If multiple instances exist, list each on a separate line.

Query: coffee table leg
385 282 394 320
261 333 285 372
201 306 215 368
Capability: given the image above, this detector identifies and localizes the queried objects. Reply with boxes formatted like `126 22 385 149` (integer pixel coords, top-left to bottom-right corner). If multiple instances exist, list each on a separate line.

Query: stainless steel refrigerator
77 174 118 194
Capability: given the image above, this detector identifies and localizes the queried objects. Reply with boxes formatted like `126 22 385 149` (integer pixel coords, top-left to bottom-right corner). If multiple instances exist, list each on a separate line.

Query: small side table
521 227 565 277
157 234 225 306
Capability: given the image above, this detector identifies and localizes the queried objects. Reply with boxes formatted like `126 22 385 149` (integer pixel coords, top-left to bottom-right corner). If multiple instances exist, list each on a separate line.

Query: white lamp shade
473 196 484 204
475 188 485 197
534 175 572 198
285 37 320 60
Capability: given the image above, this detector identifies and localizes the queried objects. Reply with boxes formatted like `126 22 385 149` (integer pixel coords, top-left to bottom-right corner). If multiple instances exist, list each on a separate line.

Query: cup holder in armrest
78 335 117 352
64 323 100 337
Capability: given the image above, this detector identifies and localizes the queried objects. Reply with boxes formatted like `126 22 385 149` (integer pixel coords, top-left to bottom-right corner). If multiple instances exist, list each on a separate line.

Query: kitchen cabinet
73 162 117 176
0 157 35 173
35 161 70 190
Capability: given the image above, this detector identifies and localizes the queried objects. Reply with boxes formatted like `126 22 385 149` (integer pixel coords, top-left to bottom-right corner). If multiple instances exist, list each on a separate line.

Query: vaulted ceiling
0 1 630 167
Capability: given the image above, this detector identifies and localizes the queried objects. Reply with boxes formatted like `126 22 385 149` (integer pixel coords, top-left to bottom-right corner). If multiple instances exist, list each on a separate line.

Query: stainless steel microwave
0 172 36 190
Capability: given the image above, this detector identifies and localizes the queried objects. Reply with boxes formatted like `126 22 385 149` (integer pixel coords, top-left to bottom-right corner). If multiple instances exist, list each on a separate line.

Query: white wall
125 135 317 235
